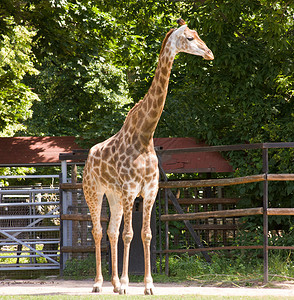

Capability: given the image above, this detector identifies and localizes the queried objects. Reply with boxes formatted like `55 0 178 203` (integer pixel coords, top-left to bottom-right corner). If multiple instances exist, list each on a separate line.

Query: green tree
156 0 294 232
0 17 39 136
19 0 177 145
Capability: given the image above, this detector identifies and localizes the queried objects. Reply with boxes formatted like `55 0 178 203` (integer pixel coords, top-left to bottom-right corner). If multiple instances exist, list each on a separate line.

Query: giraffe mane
159 28 176 56
123 28 175 125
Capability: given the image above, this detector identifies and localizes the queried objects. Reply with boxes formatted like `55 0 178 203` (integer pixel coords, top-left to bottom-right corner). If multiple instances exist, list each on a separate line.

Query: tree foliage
1 0 294 229
0 16 39 135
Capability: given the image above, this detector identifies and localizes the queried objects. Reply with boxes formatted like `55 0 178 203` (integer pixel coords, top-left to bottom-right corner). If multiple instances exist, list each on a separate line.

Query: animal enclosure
59 142 294 283
1 141 293 282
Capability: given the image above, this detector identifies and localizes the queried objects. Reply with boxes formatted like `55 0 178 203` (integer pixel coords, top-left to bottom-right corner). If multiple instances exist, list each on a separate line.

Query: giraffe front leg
119 205 134 295
141 216 155 295
142 235 154 294
107 232 121 293
142 187 157 295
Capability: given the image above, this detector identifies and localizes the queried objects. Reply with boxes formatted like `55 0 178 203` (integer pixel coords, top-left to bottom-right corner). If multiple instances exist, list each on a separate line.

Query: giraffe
83 18 214 295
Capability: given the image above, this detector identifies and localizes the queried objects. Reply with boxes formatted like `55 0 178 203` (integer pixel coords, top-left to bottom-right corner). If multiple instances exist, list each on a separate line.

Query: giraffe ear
177 18 186 26
174 24 187 36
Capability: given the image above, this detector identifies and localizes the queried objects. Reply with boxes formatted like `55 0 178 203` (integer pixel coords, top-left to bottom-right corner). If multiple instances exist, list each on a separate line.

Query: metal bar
0 254 59 259
61 160 69 272
0 240 59 246
262 148 269 284
0 266 60 271
0 189 59 195
0 201 59 207
59 173 64 275
0 215 60 220
0 229 59 265
2 227 59 232
0 175 59 179
262 142 294 149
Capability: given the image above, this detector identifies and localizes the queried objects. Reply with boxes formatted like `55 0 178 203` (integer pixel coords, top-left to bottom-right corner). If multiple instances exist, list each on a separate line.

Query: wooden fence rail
60 173 294 191
161 207 294 222
161 207 264 221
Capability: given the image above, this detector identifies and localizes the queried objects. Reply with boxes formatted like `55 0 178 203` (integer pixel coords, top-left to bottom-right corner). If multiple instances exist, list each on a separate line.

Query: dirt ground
1 279 294 297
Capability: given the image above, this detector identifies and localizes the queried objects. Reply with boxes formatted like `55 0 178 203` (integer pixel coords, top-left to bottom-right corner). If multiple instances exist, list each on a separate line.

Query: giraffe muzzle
204 49 214 60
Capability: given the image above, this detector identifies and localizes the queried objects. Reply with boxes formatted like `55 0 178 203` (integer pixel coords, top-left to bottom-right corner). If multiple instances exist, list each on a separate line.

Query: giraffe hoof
144 288 154 295
92 286 102 293
119 288 127 295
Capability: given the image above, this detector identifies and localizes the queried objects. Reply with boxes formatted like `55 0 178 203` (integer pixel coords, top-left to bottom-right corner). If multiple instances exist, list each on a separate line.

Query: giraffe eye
187 36 194 41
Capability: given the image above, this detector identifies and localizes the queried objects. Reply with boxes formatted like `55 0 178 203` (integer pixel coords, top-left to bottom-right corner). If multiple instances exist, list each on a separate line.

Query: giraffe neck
122 41 176 150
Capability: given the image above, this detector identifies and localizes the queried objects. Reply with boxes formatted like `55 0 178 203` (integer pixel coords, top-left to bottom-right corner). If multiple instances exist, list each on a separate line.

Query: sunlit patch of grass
0 244 55 264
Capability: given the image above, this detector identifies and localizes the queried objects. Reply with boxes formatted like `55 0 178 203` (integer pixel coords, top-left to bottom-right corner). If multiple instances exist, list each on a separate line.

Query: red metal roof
0 136 233 172
154 137 233 173
0 136 82 166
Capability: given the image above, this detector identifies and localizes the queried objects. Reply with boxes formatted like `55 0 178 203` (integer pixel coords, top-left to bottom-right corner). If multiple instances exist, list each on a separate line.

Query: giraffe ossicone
83 19 214 295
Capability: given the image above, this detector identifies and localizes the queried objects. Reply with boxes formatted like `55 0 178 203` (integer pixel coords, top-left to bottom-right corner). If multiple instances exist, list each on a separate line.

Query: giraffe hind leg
106 192 123 293
119 195 136 295
84 189 104 293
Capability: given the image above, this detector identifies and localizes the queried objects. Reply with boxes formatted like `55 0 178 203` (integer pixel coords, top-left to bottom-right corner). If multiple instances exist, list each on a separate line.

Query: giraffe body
83 20 214 295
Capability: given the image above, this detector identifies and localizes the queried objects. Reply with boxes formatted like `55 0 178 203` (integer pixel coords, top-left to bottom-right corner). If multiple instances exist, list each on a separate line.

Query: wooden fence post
263 148 269 284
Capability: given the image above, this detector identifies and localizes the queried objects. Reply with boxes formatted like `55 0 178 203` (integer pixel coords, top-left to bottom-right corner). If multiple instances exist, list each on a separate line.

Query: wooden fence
156 142 294 282
59 142 294 282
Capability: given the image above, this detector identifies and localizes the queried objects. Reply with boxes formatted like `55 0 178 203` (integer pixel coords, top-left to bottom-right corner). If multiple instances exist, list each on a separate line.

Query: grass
62 249 294 288
1 295 294 300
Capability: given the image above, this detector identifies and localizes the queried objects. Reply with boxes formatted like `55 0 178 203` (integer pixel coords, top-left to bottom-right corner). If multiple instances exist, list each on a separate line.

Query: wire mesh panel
60 188 108 266
0 184 60 274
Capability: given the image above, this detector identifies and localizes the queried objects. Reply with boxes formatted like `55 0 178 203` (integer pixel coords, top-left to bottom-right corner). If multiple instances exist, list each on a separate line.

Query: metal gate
0 175 60 271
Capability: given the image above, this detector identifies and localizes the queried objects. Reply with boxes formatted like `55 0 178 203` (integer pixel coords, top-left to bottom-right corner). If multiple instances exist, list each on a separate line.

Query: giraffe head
171 18 214 60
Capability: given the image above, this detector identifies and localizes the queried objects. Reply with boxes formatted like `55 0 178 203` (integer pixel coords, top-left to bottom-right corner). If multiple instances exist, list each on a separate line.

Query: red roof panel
0 136 82 166
154 137 233 173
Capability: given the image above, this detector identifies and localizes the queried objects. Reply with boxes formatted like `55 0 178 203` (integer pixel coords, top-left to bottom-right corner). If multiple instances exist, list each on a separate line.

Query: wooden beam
171 198 239 205
61 245 108 253
62 246 95 253
193 224 238 230
158 245 264 253
267 208 294 215
60 183 83 189
161 207 263 221
61 214 108 222
267 174 294 181
267 246 294 250
156 245 294 254
59 174 294 191
159 174 265 189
